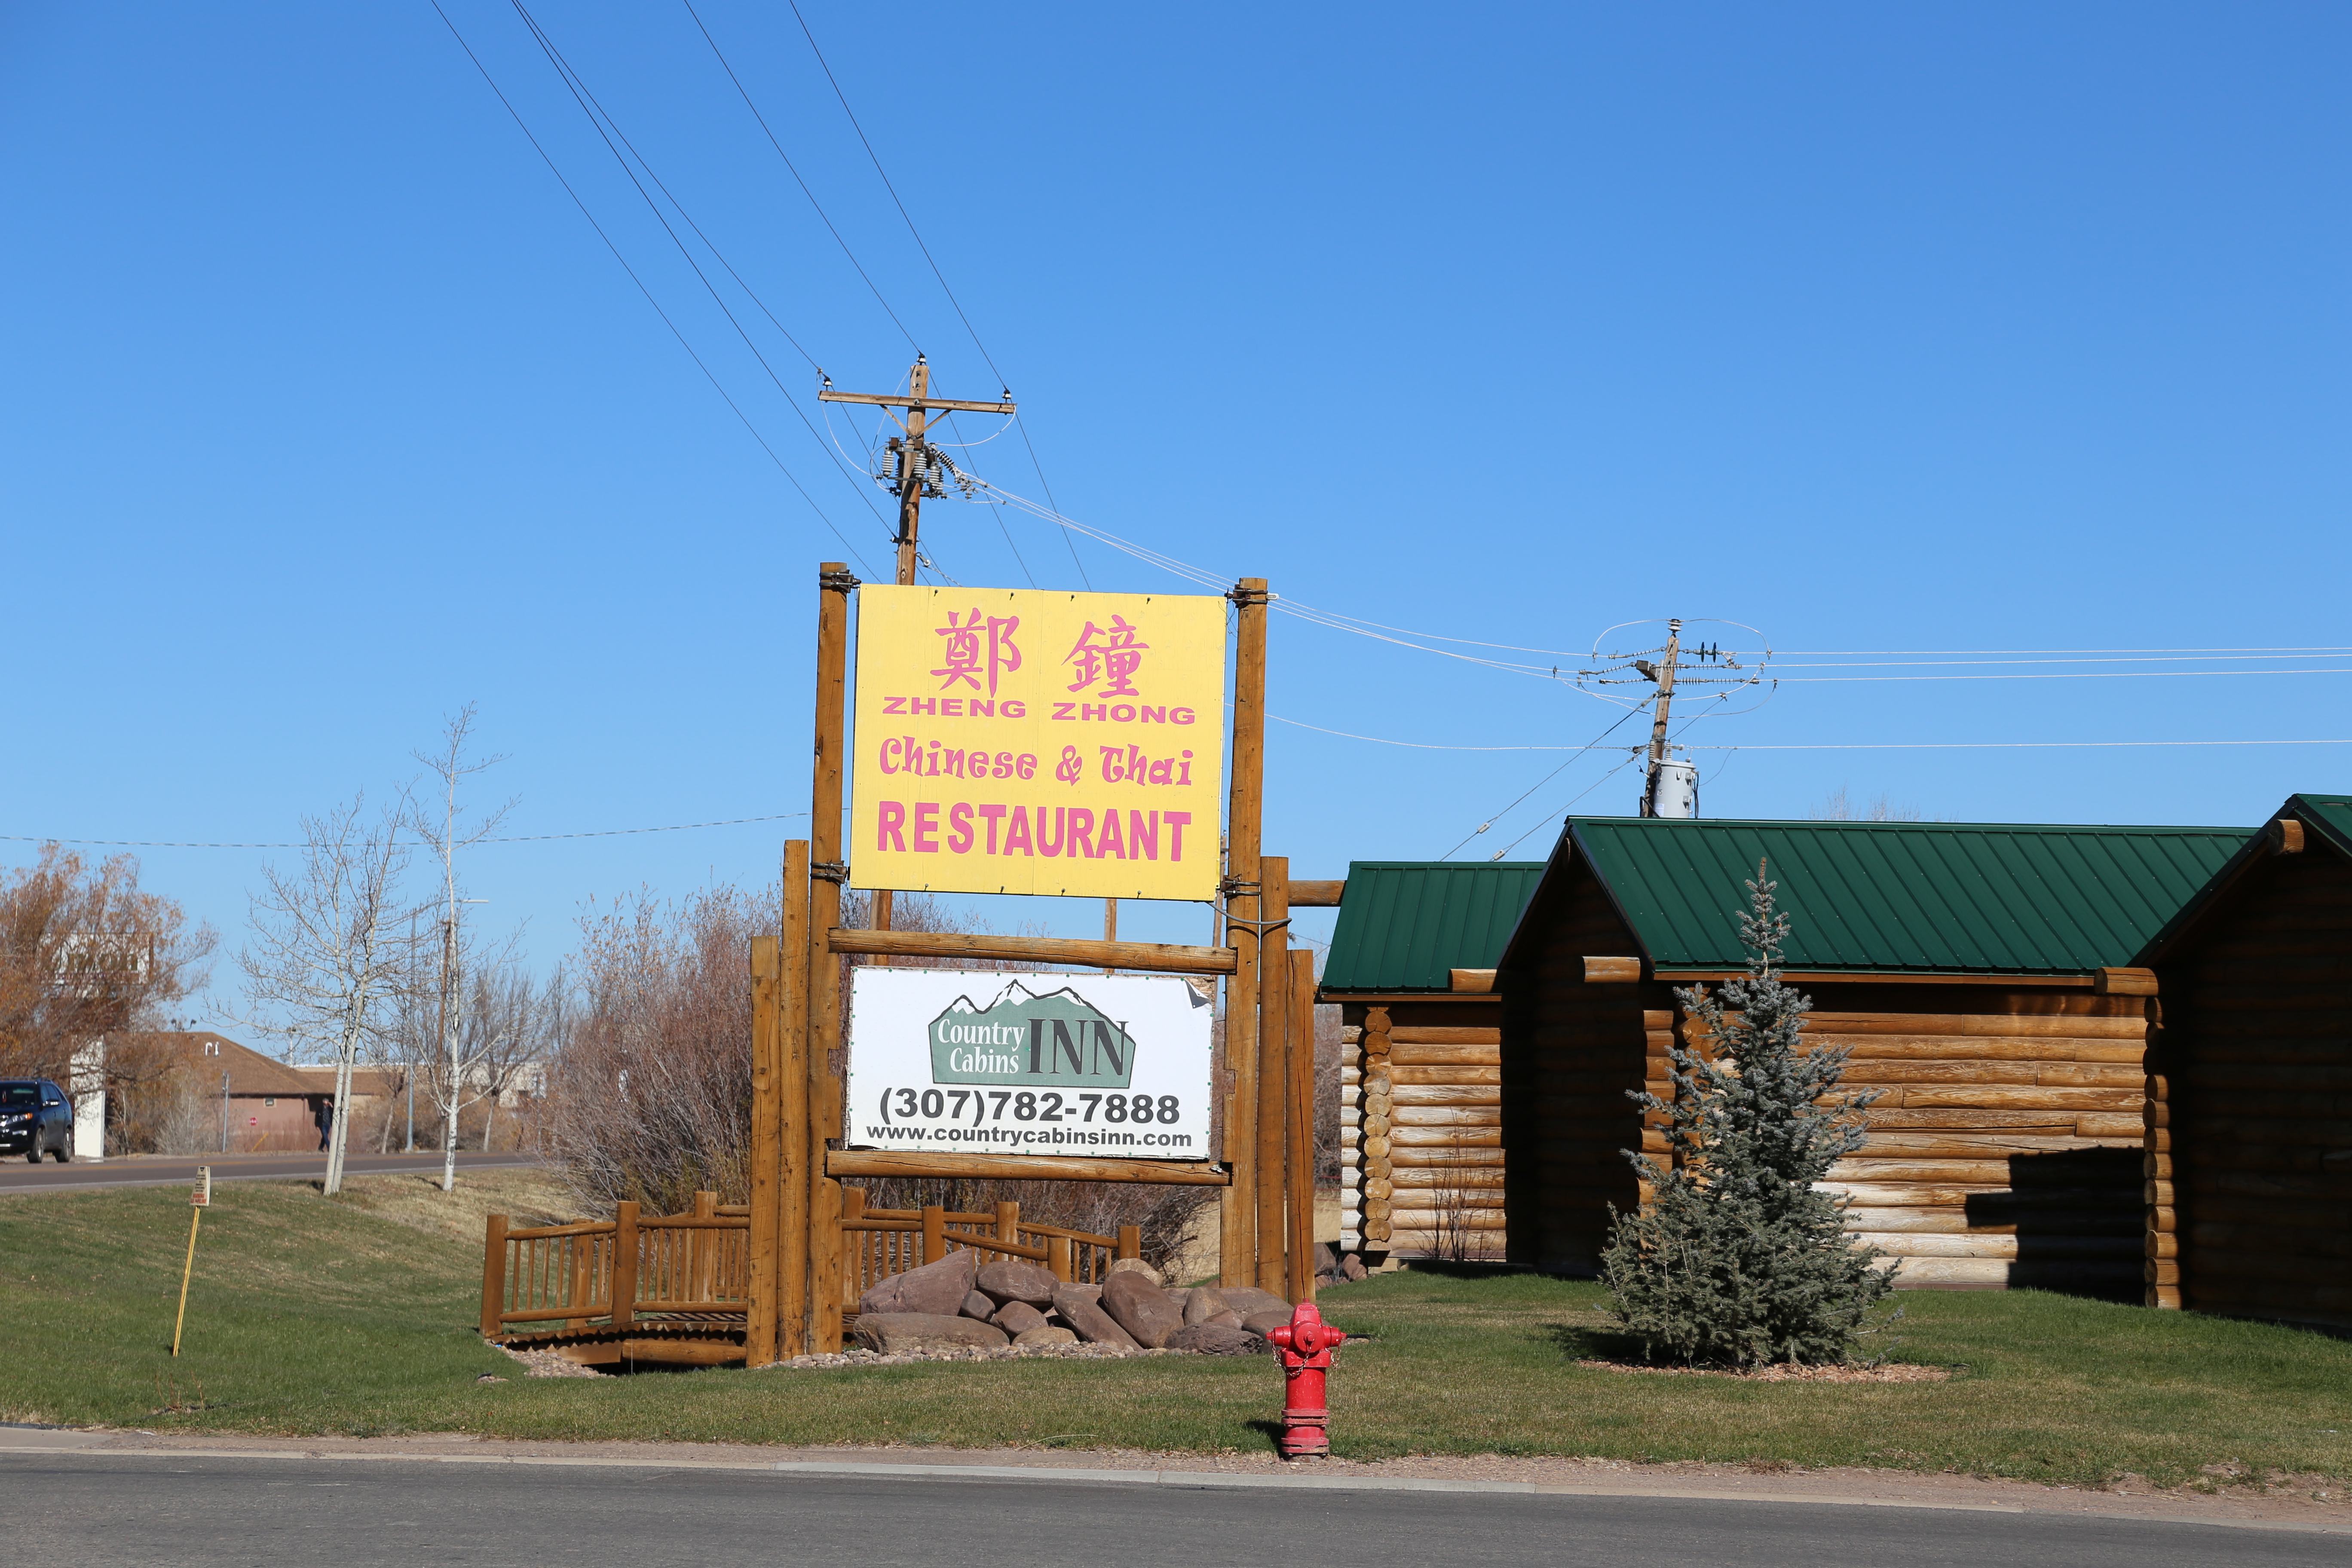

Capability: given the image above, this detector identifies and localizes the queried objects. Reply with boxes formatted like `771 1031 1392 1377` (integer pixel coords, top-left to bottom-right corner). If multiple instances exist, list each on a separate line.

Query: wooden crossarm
817 390 1017 414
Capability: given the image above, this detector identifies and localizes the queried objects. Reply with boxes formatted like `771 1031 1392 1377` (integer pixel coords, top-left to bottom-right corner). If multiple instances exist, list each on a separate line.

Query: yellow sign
851 585 1228 900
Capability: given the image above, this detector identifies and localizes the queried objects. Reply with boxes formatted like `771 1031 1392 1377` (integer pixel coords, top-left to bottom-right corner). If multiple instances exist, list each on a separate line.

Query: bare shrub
147 1068 223 1156
1420 1127 1481 1263
541 880 771 1217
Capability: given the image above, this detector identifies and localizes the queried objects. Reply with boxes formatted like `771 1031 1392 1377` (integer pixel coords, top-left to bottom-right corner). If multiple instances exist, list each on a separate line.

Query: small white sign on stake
845 968 1215 1159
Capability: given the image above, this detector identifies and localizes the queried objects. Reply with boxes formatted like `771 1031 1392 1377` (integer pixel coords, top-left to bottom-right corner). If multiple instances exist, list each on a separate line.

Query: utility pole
404 910 416 1152
1639 619 1683 818
819 358 1017 935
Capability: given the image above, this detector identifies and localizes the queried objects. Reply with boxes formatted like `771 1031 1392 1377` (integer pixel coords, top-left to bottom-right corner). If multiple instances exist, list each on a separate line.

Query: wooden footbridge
482 1191 1139 1368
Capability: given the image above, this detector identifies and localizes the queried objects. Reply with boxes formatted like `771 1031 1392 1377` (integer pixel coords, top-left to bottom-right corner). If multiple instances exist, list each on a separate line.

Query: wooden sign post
749 564 1303 1361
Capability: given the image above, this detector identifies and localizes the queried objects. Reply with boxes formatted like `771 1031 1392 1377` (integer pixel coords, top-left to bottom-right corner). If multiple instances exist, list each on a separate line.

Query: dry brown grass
319 1167 575 1245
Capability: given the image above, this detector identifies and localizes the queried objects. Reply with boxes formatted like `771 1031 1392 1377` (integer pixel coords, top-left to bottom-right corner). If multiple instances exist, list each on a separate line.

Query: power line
2 812 810 851
1779 646 2352 656
426 0 879 577
1686 738 2352 751
507 1 891 525
1437 704 1649 860
782 0 1090 588
1270 715 1619 750
1774 668 2352 684
678 0 923 357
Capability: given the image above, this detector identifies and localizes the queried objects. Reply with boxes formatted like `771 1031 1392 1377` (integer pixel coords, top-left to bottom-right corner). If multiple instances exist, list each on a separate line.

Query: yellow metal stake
173 1167 210 1358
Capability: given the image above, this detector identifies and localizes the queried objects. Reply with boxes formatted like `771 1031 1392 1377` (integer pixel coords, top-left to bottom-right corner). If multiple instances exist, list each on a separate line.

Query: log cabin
1494 816 2246 1295
2131 793 2352 1331
1317 860 1546 1260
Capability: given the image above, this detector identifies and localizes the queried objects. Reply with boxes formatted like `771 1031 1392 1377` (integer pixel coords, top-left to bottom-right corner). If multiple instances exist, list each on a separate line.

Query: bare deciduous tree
233 795 416 1194
408 705 514 1192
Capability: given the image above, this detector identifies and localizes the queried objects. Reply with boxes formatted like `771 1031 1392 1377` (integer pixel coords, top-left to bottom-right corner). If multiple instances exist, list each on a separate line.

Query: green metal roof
2294 793 2352 856
2133 793 2352 963
1320 861 1547 992
1556 816 2249 975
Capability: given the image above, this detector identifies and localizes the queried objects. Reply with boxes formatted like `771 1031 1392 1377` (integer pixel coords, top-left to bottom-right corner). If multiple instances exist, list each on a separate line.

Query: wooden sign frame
744 564 1311 1361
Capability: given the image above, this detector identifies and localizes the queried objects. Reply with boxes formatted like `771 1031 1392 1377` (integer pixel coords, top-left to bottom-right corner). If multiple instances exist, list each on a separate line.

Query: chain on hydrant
1266 1301 1344 1459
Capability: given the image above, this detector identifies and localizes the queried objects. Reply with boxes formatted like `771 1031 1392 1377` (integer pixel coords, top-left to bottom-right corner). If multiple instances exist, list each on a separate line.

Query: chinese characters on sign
851 586 1229 900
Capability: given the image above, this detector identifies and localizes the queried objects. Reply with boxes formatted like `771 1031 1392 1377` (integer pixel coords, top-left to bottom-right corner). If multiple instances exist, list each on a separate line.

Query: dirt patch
495 1344 604 1379
1577 1359 1951 1383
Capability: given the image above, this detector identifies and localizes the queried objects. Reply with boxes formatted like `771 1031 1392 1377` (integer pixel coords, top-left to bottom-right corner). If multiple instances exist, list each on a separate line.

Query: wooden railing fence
839 1188 1138 1308
483 1190 1137 1341
481 1191 752 1340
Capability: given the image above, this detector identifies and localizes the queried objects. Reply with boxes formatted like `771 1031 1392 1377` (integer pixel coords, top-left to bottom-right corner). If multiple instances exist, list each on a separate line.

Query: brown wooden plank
1390 1065 1503 1087
1254 861 1291 1295
1896 1087 2141 1111
620 1338 747 1366
828 1150 1231 1185
827 927 1237 974
1390 1027 1503 1045
481 1214 508 1338
806 565 851 1354
1390 1044 1501 1067
1221 579 1268 1283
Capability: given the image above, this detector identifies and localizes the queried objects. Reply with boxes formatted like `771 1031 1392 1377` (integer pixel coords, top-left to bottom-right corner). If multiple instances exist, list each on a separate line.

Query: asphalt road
6 1454 2337 1568
0 1150 539 1194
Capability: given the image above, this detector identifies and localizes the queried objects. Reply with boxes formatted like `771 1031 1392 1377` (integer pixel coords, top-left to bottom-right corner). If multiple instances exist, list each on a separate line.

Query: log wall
1335 998 1506 1258
1495 854 2151 1290
1497 859 1675 1273
2153 844 2352 1332
1798 988 2148 1297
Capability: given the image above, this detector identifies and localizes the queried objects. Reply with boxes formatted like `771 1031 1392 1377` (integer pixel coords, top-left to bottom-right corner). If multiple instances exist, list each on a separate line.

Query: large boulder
1340 1254 1369 1282
975 1258 1057 1307
960 1290 998 1321
1312 1242 1339 1276
1014 1325 1077 1348
1167 1322 1265 1356
1050 1282 1138 1348
1241 1308 1294 1338
1100 1271 1185 1348
853 1312 1010 1354
1103 1257 1162 1286
1208 1309 1244 1329
1220 1286 1291 1319
991 1300 1048 1338
1182 1287 1229 1326
858 1249 976 1318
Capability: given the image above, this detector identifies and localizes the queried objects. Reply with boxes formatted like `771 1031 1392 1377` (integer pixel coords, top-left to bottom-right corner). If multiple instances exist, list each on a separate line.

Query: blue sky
5 2 2347 1004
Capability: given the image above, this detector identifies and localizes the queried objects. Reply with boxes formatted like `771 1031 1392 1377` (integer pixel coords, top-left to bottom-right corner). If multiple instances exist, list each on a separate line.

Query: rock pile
852 1250 1299 1356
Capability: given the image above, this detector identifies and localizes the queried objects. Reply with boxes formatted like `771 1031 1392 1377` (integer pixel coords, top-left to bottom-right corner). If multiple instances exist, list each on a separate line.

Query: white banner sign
845 968 1216 1159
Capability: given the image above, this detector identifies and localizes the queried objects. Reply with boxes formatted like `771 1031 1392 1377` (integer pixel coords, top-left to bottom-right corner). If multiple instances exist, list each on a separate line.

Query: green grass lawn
7 1179 2350 1490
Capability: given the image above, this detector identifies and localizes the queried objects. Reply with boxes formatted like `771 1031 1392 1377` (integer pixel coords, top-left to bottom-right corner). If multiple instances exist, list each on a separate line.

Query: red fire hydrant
1266 1301 1344 1459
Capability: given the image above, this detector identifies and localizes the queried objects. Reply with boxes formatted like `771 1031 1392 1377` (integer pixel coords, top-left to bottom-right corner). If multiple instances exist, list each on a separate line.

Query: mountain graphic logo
927 980 1137 1088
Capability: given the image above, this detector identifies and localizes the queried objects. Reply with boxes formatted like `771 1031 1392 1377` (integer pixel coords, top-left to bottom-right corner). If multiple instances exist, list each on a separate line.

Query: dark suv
0 1080 74 1163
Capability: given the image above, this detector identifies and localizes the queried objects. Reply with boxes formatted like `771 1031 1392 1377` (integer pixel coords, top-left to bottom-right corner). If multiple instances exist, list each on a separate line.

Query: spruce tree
1600 864 1896 1366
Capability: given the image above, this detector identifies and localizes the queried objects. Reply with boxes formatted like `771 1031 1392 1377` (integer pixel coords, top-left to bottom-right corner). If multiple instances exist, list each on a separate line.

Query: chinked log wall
2157 838 2352 1332
1338 1002 1507 1258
